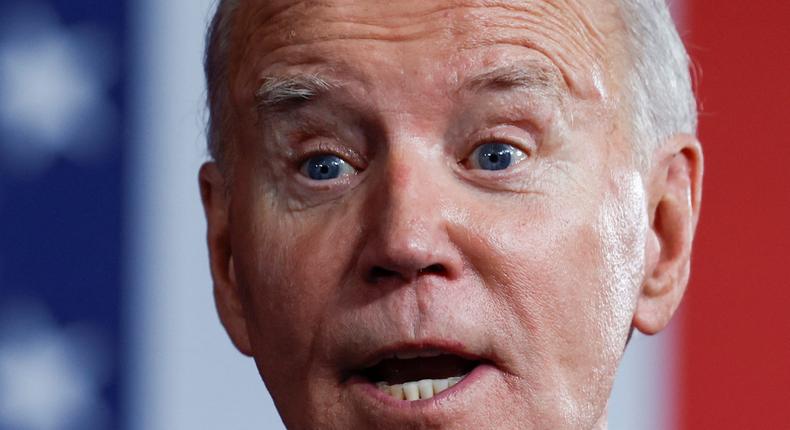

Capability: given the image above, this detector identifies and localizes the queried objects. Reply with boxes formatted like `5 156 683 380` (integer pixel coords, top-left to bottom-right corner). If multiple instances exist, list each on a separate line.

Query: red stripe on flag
681 1 790 428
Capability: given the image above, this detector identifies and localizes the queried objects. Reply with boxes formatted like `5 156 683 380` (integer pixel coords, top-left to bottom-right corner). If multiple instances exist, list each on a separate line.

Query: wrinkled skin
199 0 703 429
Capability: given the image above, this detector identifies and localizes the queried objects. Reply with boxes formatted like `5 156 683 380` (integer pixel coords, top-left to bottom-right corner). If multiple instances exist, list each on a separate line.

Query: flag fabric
0 1 123 429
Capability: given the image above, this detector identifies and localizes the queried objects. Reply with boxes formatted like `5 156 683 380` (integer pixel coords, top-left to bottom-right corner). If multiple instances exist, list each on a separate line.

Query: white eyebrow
255 74 338 111
463 64 567 100
254 64 564 112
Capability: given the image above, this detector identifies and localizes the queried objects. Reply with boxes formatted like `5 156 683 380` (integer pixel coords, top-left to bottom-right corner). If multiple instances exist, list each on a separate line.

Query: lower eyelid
296 138 367 167
293 171 355 192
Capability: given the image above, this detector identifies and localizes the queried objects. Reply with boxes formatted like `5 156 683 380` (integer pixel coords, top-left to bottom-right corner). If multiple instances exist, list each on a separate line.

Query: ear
199 162 252 356
633 134 704 335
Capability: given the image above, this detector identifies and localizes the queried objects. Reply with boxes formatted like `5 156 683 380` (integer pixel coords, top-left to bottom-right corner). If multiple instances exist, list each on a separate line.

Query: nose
356 149 463 285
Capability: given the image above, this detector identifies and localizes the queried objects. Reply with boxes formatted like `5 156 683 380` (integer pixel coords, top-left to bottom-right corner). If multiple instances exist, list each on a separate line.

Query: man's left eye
466 142 527 171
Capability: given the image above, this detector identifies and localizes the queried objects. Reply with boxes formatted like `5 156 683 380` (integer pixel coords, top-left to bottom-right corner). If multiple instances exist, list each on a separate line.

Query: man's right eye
300 154 356 181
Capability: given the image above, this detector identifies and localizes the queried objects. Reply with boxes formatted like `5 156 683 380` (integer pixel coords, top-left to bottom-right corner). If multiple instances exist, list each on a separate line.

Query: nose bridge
376 143 442 250
383 145 437 228
359 138 459 283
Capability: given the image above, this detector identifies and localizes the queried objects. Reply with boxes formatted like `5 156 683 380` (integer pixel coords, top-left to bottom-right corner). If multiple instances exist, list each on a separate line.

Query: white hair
617 0 697 170
204 0 697 171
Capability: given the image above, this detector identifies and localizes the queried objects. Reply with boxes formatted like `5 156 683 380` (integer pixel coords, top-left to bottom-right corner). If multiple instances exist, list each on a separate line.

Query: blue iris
304 155 344 180
476 142 514 171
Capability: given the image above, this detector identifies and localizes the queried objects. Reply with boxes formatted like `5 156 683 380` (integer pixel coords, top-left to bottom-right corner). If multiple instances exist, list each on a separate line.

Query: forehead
229 0 627 104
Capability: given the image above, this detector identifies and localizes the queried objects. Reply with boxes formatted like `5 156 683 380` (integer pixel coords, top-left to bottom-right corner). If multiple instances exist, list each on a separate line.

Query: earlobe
213 256 253 356
199 162 253 356
634 135 703 335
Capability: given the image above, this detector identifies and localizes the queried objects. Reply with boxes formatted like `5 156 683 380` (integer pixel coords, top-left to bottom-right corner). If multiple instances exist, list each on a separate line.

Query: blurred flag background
0 1 787 429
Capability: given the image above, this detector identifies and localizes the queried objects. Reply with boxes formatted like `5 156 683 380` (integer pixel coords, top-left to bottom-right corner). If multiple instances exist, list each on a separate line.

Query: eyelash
464 132 535 162
294 140 366 171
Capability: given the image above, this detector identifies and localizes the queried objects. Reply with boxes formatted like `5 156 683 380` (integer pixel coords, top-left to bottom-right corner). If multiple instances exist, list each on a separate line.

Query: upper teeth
376 376 464 401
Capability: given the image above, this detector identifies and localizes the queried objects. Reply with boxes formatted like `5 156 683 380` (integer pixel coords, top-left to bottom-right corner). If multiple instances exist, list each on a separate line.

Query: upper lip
344 339 488 377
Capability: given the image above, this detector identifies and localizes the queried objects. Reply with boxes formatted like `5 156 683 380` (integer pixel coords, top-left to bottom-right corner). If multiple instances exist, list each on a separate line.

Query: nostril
369 266 399 282
418 264 446 276
367 263 447 283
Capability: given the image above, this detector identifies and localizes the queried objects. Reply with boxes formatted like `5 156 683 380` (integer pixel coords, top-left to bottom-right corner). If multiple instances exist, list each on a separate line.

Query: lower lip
346 362 498 410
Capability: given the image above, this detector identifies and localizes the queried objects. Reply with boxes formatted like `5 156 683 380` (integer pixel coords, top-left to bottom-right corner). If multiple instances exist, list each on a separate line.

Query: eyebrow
254 74 339 112
255 63 566 113
463 64 567 100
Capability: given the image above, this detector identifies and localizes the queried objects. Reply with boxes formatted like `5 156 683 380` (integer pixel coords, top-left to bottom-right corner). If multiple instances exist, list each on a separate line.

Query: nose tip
357 205 463 285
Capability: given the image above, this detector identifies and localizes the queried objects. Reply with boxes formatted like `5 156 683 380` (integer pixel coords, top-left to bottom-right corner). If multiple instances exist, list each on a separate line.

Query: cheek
459 195 615 348
233 188 362 380
450 172 646 411
594 171 649 357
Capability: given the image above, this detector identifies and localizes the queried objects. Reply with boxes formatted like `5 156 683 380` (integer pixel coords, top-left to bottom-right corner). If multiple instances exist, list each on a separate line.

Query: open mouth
354 350 482 401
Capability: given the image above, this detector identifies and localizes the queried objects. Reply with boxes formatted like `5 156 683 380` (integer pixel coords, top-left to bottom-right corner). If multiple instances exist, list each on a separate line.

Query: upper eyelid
301 154 356 173
296 140 367 170
466 129 538 155
281 114 538 164
468 141 528 163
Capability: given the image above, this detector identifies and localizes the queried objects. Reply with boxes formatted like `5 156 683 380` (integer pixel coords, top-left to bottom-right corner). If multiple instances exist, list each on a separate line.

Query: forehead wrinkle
527 0 609 62
240 5 467 54
558 0 610 56
452 4 613 100
234 0 620 105
229 1 305 86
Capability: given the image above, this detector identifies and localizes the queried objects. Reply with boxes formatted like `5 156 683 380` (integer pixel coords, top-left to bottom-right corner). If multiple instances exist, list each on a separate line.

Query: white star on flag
0 2 117 177
0 300 109 430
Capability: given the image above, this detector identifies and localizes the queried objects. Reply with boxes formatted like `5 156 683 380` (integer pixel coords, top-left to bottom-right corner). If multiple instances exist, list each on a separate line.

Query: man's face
216 0 653 428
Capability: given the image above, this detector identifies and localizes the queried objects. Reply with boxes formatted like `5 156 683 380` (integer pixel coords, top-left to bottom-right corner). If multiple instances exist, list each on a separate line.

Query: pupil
478 143 512 171
306 155 343 180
